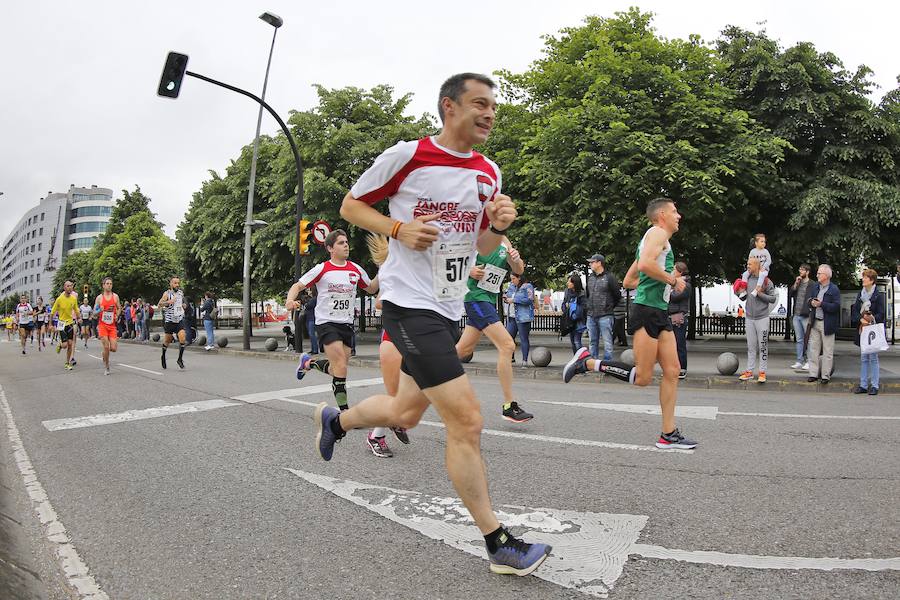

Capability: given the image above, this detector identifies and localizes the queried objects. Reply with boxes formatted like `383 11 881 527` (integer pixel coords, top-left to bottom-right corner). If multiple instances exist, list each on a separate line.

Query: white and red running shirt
350 136 501 320
299 260 372 325
15 303 34 325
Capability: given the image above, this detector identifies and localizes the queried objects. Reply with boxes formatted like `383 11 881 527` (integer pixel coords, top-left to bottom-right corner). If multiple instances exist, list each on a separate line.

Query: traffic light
158 52 189 98
299 219 311 255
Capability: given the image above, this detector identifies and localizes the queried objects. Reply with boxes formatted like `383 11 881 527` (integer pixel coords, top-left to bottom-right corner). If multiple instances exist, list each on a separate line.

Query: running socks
332 377 348 410
329 413 346 437
593 360 636 383
484 526 508 553
309 359 330 374
178 344 185 361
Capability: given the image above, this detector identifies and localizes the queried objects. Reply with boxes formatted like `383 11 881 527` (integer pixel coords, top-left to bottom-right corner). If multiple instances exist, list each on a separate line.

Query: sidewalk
127 328 900 394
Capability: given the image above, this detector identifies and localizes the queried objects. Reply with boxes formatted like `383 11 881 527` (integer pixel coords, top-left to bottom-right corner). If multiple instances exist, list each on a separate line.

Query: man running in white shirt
313 73 551 577
287 229 378 413
14 295 35 355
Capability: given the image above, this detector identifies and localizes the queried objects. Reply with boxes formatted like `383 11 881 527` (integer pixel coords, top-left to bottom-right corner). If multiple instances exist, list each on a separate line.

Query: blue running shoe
296 353 312 380
562 347 591 383
488 531 552 576
314 402 343 461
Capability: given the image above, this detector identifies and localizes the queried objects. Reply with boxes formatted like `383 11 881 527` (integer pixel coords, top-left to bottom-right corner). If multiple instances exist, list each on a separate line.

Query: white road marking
87 353 102 361
535 400 719 420
233 382 678 453
42 399 240 431
718 411 900 420
1 384 109 599
116 363 163 375
232 377 385 403
286 469 646 598
288 470 900 599
538 401 900 422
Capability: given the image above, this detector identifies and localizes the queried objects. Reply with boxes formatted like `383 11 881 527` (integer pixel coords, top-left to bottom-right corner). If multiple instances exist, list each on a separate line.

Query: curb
117 339 899 395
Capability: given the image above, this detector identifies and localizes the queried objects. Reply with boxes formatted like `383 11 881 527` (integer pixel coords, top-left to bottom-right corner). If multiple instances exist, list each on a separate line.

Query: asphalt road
1 337 898 599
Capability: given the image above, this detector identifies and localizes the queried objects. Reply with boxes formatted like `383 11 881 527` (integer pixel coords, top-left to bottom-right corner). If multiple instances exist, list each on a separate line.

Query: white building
1 185 115 302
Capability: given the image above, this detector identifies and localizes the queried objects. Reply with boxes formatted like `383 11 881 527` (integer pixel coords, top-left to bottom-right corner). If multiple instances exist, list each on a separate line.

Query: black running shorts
164 320 185 335
380 301 465 390
627 303 672 339
316 322 354 348
59 324 75 342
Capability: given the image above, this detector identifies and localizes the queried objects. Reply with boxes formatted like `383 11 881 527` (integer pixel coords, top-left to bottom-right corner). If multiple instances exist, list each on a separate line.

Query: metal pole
242 27 279 350
185 69 304 353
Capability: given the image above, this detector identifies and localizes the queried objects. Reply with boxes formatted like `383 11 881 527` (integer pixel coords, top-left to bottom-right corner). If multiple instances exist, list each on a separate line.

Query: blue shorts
464 301 501 331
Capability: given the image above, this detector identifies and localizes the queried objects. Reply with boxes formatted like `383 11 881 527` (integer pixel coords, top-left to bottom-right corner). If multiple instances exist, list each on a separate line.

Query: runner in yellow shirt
51 281 81 370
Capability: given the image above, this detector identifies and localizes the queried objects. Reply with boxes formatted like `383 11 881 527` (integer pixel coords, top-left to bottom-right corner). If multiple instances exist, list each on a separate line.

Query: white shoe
801 362 809 371
790 361 802 370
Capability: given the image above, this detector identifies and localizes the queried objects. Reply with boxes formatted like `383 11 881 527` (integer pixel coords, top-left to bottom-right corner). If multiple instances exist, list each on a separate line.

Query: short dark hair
325 229 347 249
799 263 811 271
645 198 673 222
437 73 495 123
674 261 689 275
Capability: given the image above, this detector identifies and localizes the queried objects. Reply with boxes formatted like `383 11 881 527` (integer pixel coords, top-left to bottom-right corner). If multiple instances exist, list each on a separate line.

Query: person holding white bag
852 269 887 395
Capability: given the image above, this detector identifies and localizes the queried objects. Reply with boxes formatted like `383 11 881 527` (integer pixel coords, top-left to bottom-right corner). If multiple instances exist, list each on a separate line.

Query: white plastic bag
860 322 889 355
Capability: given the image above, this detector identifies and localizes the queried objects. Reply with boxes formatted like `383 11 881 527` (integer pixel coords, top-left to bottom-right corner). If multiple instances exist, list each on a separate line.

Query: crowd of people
3 72 895 583
2 281 219 372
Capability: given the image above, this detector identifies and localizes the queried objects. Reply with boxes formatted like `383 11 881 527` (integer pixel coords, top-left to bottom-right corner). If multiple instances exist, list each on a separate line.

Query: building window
67 238 96 250
38 243 42 251
36 274 40 282
71 206 112 218
69 221 108 234
37 258 40 266
31 245 35 252
41 212 45 221
39 227 43 235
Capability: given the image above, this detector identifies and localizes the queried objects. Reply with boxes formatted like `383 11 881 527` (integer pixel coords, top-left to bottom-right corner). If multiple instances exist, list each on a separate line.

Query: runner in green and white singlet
563 198 698 450
455 238 529 423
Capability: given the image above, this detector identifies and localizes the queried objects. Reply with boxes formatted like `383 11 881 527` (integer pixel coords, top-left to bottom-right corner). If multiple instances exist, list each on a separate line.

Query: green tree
487 9 789 288
178 84 435 298
716 27 900 285
51 247 97 298
92 212 179 302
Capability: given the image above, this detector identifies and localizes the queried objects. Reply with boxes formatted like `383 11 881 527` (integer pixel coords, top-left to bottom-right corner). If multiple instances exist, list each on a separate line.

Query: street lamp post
242 11 283 350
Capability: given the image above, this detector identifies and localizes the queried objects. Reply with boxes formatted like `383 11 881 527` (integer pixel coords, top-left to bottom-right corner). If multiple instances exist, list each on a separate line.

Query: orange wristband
390 221 402 239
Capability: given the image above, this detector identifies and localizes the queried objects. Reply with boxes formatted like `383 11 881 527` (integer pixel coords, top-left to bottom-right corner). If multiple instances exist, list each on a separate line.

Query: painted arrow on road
286 470 900 599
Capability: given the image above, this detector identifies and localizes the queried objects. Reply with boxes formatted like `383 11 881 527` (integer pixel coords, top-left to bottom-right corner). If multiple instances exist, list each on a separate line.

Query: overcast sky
2 0 897 261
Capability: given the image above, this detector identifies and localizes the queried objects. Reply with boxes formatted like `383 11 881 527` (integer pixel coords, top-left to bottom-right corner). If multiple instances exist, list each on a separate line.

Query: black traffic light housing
157 52 189 98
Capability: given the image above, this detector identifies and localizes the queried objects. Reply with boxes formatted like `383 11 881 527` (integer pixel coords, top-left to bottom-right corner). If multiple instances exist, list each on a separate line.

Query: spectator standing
302 291 319 354
788 263 813 371
505 272 535 364
806 264 841 383
184 298 197 345
124 301 133 339
141 298 150 341
560 273 587 354
134 299 144 341
200 291 217 350
613 288 630 347
667 261 692 379
584 254 621 360
736 257 777 383
851 269 885 395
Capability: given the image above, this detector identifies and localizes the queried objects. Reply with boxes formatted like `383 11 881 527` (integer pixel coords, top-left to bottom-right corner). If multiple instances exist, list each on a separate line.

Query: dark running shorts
627 303 673 339
464 300 502 331
381 300 464 390
316 322 354 347
164 321 185 335
20 322 34 332
59 324 75 342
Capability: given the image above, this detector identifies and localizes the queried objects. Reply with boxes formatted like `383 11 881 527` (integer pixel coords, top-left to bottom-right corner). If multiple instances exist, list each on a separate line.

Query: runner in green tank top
455 238 533 423
562 198 698 450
